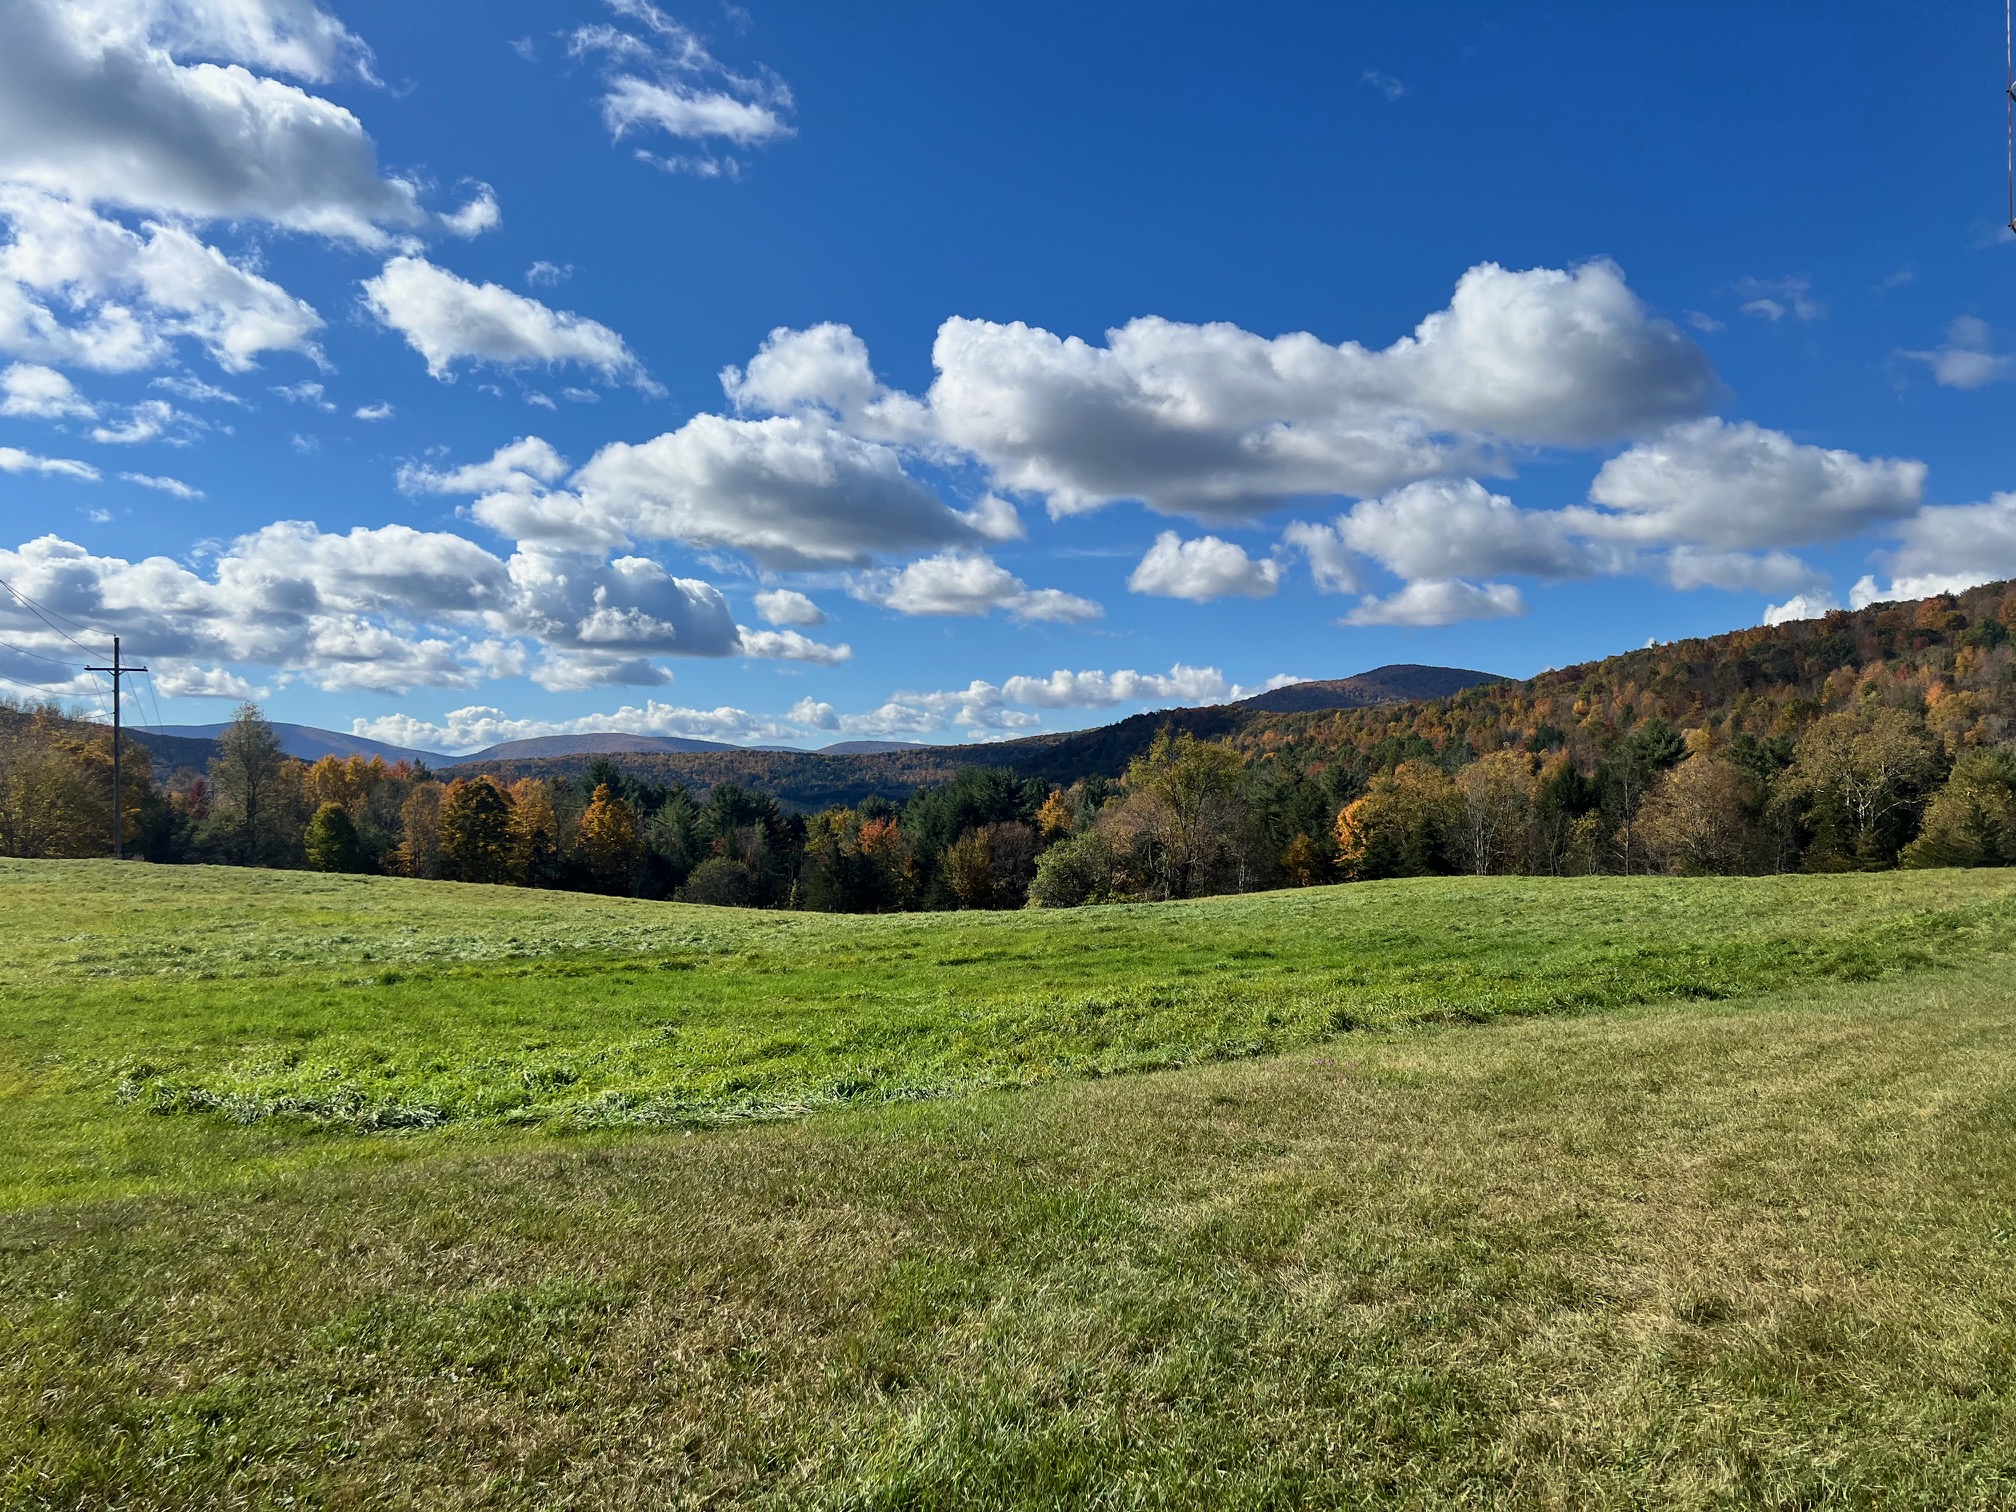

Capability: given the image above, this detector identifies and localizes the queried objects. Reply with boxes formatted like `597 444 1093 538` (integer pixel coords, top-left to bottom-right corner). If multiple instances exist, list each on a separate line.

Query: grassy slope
7 972 2016 1505
5 862 2016 1506
3 860 2015 1209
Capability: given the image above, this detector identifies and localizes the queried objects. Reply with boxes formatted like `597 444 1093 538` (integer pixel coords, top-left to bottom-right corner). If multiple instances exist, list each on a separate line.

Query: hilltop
121 579 2016 818
1232 662 1503 712
1220 579 2016 777
132 720 449 767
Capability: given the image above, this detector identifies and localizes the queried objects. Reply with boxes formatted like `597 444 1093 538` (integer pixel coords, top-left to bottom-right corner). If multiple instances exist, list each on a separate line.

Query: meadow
4 860 2016 1505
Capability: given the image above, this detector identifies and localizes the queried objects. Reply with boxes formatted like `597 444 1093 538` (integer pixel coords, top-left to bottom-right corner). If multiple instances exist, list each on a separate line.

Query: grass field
4 861 2016 1505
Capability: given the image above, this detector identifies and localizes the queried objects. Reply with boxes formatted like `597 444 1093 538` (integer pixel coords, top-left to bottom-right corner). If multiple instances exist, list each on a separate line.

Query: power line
0 634 84 669
0 576 98 656
82 665 116 722
0 670 78 698
0 573 96 633
0 676 106 726
0 578 128 726
137 667 169 738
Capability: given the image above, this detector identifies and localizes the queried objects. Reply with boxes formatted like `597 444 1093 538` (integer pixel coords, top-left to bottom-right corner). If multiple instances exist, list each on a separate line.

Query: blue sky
0 0 2011 752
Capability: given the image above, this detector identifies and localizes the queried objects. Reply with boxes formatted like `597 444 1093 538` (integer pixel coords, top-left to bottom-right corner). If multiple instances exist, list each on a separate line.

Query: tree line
4 581 2015 904
5 696 2015 909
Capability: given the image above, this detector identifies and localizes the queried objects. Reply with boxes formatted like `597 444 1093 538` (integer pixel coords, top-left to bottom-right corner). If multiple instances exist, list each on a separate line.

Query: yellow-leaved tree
578 784 641 893
505 777 559 885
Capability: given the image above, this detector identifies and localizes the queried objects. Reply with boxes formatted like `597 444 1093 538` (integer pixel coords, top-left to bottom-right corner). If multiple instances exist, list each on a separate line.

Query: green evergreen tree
303 802 365 873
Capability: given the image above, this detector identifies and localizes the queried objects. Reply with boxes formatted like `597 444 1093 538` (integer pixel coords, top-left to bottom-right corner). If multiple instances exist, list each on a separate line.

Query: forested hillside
9 580 2016 908
1235 583 2016 772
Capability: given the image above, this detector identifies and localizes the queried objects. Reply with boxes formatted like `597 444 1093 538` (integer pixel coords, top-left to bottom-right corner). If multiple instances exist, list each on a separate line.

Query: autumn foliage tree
800 808 914 912
1110 731 1247 899
1638 754 1761 875
943 820 1037 909
0 704 141 858
578 784 641 892
1453 750 1537 875
504 778 560 885
208 703 291 864
438 776 514 884
1335 762 1460 880
394 783 444 880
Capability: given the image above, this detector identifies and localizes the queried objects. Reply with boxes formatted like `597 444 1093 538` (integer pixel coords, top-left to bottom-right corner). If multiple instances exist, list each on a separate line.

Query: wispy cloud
568 0 793 178
1736 275 1824 323
1360 69 1405 101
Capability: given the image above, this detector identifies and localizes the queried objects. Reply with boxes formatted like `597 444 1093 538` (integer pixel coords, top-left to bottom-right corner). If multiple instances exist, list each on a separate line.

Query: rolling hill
443 583 2016 809
1232 662 1501 712
133 721 447 768
128 662 1504 800
465 732 753 760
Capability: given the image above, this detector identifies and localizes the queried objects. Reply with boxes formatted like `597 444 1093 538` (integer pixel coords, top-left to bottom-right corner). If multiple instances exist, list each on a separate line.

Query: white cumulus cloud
1852 492 2016 601
0 446 98 480
1582 419 1925 551
753 587 823 626
0 361 93 418
1126 531 1280 602
923 260 1717 521
1664 547 1826 595
362 256 648 386
1762 592 1840 626
568 0 793 178
1337 478 1595 581
399 435 569 496
0 187 325 373
733 626 850 665
119 470 202 498
1280 520 1359 593
569 413 991 567
1000 663 1230 709
354 698 797 755
1344 578 1525 627
0 519 841 698
852 550 1102 623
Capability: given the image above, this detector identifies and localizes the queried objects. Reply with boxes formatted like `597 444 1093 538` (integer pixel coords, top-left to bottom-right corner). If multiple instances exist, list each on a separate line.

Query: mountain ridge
129 662 1496 783
132 722 448 767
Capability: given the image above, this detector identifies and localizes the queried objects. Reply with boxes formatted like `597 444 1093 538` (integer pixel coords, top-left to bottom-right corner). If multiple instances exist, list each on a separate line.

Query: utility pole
85 636 147 860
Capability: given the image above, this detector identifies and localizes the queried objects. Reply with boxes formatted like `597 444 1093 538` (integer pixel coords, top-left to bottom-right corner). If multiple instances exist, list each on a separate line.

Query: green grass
3 860 2014 1211
4 861 2016 1505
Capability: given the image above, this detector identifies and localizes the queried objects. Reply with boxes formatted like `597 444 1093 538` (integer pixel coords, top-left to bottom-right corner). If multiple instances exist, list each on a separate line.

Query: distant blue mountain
132 722 448 767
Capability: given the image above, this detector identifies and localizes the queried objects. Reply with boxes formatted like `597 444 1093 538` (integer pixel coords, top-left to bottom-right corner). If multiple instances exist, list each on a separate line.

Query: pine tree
303 802 365 873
